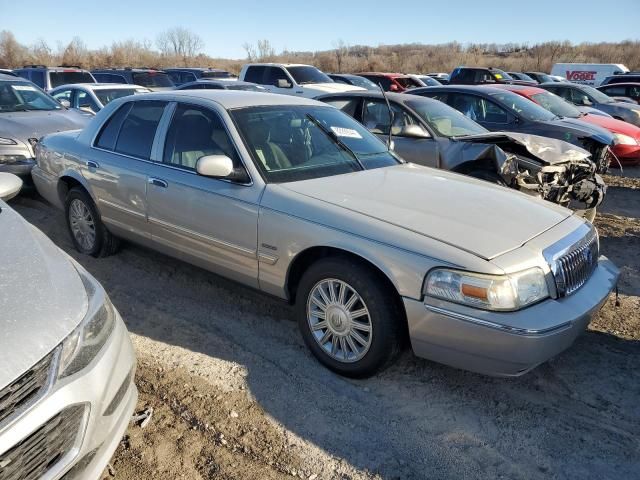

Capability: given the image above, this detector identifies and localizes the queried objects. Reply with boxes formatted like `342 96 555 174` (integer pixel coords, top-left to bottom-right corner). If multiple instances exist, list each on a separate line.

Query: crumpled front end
454 132 607 212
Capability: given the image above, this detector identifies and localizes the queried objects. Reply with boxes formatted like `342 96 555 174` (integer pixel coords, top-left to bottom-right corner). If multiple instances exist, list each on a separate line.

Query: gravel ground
10 167 640 480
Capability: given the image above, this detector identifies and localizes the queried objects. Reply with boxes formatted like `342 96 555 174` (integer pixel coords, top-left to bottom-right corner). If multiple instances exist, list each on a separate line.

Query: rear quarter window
244 66 266 84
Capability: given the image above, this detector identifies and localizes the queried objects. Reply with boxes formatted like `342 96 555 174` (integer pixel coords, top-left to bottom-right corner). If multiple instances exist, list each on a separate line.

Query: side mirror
0 173 23 201
277 79 292 88
398 125 430 139
196 155 234 178
59 99 71 108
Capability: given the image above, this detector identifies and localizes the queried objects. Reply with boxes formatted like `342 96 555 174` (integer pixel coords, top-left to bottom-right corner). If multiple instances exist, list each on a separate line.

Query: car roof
408 85 512 95
165 67 228 72
92 68 166 73
52 83 145 90
179 79 258 88
599 82 640 87
137 90 321 108
318 90 438 105
0 73 27 82
488 84 546 95
244 63 311 68
357 72 409 78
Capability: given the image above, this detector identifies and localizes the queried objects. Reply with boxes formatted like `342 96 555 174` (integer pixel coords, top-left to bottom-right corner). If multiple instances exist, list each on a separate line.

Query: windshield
395 77 422 89
49 71 95 88
490 91 556 121
534 73 554 83
231 105 398 183
201 70 235 79
132 72 174 88
347 75 378 90
530 91 581 118
0 81 61 112
287 66 333 85
417 76 441 86
580 85 615 104
406 99 488 137
492 69 513 81
94 88 145 106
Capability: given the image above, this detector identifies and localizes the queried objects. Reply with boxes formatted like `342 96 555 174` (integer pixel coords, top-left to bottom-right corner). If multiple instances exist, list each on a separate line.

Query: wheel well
57 176 86 205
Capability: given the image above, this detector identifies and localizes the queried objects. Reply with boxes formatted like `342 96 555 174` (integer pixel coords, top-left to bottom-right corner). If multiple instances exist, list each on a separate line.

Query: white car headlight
424 267 549 311
613 133 639 145
58 268 116 379
0 137 17 145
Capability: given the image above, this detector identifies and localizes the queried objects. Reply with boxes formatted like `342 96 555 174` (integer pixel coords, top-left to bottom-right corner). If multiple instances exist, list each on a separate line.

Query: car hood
0 109 89 145
582 113 640 138
301 83 366 94
0 202 87 388
278 164 570 259
550 117 615 145
455 131 591 164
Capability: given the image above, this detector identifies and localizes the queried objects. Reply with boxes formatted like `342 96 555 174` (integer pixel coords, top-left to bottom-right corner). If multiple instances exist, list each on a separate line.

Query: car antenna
378 83 395 149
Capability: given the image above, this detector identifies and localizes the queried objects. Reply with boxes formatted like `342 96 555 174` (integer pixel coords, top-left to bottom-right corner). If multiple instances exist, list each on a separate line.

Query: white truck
551 63 629 87
239 63 364 98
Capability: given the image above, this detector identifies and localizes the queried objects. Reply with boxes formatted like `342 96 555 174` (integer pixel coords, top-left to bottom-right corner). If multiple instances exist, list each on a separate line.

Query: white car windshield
232 105 399 183
0 81 61 112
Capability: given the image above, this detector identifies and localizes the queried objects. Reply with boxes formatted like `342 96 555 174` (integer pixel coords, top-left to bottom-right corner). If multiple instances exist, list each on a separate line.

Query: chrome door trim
97 198 146 219
148 216 257 258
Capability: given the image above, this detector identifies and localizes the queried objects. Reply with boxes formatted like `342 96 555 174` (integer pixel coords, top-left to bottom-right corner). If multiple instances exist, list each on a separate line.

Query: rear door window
601 86 626 96
94 73 127 83
49 71 94 88
114 101 166 159
244 66 266 84
95 103 133 150
447 94 509 123
362 100 418 135
264 67 290 86
52 88 73 104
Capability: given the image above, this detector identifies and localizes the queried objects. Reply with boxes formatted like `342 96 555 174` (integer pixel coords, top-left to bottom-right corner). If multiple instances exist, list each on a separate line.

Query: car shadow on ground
598 185 640 219
11 195 640 480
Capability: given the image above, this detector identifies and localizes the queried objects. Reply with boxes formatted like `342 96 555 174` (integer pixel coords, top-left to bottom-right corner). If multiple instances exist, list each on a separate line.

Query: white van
551 63 629 87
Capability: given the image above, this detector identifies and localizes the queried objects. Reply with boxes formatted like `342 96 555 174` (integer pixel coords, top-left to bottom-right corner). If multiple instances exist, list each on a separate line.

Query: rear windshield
201 71 235 79
132 72 174 88
94 88 146 106
49 71 95 88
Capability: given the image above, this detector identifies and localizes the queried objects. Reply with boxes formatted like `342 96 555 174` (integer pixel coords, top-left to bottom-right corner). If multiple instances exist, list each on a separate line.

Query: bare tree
242 42 257 62
30 39 53 66
0 30 25 67
333 39 349 73
156 27 204 66
256 39 275 61
61 36 87 67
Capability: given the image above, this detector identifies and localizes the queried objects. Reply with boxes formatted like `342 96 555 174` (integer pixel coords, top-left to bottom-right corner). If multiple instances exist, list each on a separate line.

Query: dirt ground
11 167 640 480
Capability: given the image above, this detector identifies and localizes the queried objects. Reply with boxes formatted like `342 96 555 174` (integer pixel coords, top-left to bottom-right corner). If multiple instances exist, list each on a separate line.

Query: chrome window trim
423 304 572 336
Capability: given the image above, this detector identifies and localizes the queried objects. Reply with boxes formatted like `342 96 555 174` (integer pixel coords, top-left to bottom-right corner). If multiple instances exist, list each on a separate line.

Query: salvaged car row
0 60 633 479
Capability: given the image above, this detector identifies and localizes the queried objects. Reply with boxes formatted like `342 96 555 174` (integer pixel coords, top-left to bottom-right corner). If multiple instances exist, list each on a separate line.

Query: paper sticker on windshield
330 126 362 139
494 74 503 79
13 85 37 91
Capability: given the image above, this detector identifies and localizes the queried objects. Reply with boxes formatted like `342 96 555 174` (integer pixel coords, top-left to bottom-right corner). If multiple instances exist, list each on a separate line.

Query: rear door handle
86 160 99 169
148 177 168 188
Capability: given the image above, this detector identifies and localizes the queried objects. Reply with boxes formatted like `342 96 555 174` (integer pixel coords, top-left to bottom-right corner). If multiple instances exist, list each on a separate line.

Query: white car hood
0 202 87 388
280 164 571 259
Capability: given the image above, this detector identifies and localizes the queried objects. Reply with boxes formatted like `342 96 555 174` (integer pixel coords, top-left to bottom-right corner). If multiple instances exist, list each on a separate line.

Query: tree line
1 28 639 75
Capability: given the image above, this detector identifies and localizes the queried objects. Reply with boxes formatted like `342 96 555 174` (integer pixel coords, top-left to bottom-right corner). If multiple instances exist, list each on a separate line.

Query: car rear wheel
65 187 119 257
296 257 403 378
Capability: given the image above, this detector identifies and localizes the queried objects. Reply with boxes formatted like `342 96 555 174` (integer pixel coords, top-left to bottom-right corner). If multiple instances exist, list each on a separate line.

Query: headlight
424 267 549 311
58 268 116 379
613 133 638 145
0 137 17 145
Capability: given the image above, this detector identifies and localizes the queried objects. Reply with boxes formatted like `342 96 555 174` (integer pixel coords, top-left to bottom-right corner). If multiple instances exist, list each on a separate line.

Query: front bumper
0 310 137 480
405 257 619 376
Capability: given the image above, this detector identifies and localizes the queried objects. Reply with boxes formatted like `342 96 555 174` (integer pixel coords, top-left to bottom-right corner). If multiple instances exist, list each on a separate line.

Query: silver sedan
32 90 619 377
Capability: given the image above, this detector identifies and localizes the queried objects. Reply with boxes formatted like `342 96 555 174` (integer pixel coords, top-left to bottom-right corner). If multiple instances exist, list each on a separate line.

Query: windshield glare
232 105 398 183
407 99 488 137
0 81 61 112
50 71 95 88
287 66 333 85
530 91 580 118
132 72 174 88
348 75 378 90
490 91 556 121
581 85 615 104
94 88 142 106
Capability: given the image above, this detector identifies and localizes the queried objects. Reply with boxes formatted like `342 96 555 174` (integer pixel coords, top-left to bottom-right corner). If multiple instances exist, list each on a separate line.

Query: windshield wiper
305 113 365 170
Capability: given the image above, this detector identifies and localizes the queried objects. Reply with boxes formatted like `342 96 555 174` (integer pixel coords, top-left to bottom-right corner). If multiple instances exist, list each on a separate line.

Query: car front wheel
296 257 403 378
65 187 119 257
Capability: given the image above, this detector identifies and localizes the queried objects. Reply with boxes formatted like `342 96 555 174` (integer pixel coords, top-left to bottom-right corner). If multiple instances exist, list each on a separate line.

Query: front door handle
86 160 99 169
148 177 168 188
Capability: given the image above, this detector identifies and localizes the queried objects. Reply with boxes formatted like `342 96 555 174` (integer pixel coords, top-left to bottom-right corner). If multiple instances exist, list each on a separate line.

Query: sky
2 0 639 59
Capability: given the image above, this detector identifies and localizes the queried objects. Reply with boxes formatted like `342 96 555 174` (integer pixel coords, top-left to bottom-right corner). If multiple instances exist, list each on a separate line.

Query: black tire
65 187 119 257
467 169 507 186
295 256 403 378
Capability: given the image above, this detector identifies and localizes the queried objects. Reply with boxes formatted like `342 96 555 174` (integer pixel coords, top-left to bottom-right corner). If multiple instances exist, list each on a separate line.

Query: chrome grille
0 352 54 427
552 228 599 297
0 405 84 480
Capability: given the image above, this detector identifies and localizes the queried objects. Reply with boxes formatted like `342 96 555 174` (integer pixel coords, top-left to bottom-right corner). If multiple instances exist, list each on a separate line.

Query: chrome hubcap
69 199 95 251
307 279 372 363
